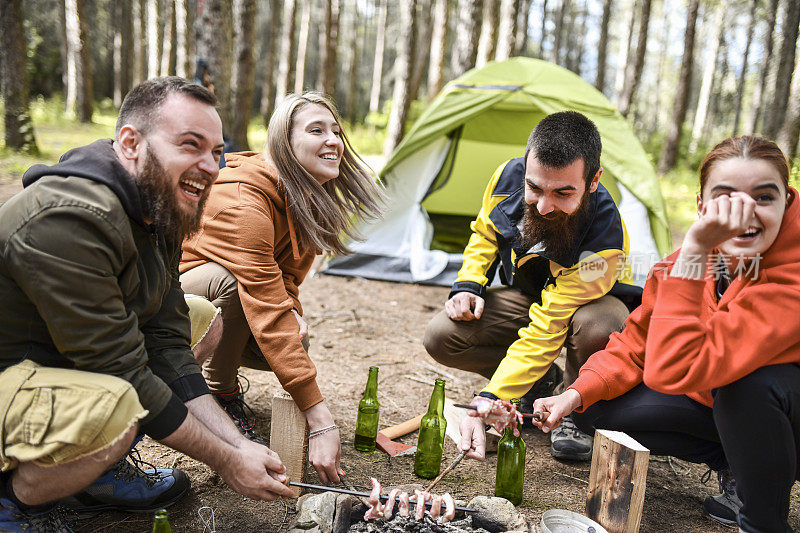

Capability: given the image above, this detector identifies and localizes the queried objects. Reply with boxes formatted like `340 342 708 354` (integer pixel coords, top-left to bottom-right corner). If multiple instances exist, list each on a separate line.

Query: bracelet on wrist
308 424 339 439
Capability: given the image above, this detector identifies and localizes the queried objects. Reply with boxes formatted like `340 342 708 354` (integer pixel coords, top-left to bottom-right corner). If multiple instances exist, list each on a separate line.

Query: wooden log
585 429 650 533
443 398 501 453
269 392 308 497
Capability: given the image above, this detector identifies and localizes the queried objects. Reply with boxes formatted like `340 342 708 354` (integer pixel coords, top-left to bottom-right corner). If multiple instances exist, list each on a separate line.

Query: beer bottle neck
363 368 378 398
426 382 445 415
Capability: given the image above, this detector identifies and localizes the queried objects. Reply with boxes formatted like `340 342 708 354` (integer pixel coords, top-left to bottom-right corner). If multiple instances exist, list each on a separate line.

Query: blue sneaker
0 497 74 532
59 449 190 514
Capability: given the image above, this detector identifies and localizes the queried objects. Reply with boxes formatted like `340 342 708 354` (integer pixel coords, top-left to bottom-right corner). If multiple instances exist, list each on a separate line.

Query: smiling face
289 103 344 184
136 92 224 238
700 157 788 260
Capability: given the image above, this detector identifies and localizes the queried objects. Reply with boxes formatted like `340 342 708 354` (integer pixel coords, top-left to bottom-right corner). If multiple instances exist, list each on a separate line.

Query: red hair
699 136 789 193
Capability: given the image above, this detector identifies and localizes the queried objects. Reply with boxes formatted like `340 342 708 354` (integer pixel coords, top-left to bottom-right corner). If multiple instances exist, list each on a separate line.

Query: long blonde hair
267 92 385 255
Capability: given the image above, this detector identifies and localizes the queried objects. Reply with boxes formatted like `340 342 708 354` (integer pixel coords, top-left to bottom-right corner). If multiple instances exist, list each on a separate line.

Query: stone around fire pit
467 496 529 533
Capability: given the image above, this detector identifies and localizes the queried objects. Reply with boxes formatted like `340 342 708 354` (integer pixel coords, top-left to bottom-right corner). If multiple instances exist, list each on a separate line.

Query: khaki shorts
185 294 220 349
0 360 147 471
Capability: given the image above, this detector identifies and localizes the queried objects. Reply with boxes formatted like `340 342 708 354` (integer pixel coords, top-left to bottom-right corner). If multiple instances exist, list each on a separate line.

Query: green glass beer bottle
354 366 380 451
494 398 526 505
152 509 172 533
414 378 447 479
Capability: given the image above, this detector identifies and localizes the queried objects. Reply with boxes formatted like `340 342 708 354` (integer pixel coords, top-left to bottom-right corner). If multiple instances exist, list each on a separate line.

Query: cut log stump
586 429 650 533
269 392 308 497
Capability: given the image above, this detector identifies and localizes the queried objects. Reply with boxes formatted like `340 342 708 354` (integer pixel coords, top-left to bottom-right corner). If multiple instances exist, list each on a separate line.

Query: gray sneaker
549 415 593 461
703 468 742 526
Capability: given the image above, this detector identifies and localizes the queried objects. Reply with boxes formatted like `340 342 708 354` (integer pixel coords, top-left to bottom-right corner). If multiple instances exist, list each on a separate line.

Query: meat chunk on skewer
471 396 523 436
363 479 457 523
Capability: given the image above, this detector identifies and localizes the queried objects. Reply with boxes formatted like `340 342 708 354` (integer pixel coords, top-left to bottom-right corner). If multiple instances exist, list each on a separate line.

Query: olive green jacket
0 140 208 439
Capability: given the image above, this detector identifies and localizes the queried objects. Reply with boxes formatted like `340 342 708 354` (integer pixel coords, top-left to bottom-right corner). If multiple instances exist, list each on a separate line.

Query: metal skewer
288 482 476 513
452 403 549 422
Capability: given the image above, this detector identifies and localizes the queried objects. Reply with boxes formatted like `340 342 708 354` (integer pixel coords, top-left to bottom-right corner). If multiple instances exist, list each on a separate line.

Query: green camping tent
326 57 670 285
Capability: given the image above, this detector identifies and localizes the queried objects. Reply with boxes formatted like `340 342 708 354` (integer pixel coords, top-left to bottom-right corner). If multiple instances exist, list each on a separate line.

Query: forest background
3 0 800 244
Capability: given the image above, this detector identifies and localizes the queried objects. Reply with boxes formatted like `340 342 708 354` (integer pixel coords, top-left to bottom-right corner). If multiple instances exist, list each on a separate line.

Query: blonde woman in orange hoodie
463 137 799 532
180 93 383 484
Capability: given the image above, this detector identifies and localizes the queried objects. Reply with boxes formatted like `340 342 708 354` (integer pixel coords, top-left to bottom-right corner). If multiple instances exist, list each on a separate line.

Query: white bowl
540 509 609 533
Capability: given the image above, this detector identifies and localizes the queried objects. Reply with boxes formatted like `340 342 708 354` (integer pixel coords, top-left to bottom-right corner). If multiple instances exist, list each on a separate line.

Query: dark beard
517 189 591 262
137 150 207 241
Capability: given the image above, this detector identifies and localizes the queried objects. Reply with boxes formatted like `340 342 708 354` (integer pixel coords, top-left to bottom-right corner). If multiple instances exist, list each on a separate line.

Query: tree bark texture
294 0 311 93
658 0 699 174
384 0 418 157
618 0 650 117
648 0 670 136
763 0 800 139
273 0 296 110
146 0 161 78
161 0 176 76
409 0 434 101
476 0 498 67
496 0 519 61
232 0 257 151
134 0 147 84
319 0 340 97
595 0 612 93
64 0 93 122
748 0 779 135
1 0 39 153
196 0 233 134
538 0 548 58
174 0 192 78
614 0 636 103
345 1 360 122
732 0 757 136
450 0 482 78
514 0 532 56
113 0 134 107
777 53 800 160
369 0 388 114
259 0 281 124
427 0 449 99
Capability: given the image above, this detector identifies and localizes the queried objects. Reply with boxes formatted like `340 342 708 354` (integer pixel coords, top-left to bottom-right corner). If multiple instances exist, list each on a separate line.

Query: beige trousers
423 287 629 388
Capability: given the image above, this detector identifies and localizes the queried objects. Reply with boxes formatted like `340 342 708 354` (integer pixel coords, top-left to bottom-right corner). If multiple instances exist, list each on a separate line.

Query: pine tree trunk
113 0 134 107
427 0 449 99
319 0 339 97
146 0 161 78
689 3 726 154
514 0 532 56
383 0 418 157
539 0 548 58
777 54 800 160
196 0 233 134
614 0 636 103
161 0 175 76
748 0 779 135
232 0 257 150
274 0 296 110
450 0 482 78
294 0 310 93
658 0 699 175
64 0 93 122
595 0 612 93
571 0 588 74
618 0 651 117
174 0 190 78
476 0 498 68
649 0 670 136
134 0 147 84
409 0 434 101
345 1 360 122
732 0 757 136
763 0 800 139
369 0 388 114
1 0 39 153
496 0 519 61
551 0 569 64
259 0 280 124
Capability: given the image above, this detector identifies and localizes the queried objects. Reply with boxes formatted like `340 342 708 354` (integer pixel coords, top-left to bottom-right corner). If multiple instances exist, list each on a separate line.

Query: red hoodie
571 188 800 410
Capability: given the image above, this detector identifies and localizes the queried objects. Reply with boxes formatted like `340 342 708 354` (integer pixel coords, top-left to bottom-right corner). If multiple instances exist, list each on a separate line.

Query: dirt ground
0 175 797 533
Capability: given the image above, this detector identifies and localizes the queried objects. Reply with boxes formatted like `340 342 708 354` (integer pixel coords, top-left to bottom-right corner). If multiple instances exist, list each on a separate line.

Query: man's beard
517 189 592 261
137 150 208 241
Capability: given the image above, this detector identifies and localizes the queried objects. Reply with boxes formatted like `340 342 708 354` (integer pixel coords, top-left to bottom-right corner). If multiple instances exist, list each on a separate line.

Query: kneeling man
424 111 641 460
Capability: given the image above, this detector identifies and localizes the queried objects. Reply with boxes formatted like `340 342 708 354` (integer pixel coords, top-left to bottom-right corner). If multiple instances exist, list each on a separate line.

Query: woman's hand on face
531 389 583 434
308 428 343 484
684 191 757 254
291 309 308 340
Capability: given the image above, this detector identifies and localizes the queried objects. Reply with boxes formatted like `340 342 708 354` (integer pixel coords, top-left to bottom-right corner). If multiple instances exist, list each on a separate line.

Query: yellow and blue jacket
451 157 642 400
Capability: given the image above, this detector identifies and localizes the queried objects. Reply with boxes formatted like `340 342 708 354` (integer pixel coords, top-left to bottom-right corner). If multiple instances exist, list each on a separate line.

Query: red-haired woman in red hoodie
530 136 800 532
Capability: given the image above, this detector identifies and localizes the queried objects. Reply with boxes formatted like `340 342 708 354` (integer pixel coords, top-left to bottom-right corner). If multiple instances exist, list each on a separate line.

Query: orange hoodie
181 152 321 410
571 189 800 410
